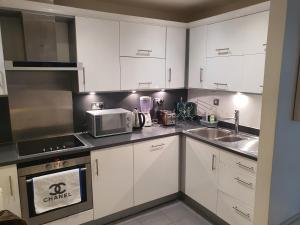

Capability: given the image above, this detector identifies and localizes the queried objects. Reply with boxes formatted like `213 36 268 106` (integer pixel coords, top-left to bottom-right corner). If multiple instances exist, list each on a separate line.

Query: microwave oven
86 108 133 138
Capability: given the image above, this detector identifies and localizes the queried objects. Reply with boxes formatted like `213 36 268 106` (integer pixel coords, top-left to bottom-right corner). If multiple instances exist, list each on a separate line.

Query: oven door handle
25 167 87 183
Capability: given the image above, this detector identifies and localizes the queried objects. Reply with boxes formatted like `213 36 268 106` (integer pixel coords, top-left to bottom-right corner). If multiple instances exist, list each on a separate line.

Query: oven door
95 113 128 137
18 156 93 225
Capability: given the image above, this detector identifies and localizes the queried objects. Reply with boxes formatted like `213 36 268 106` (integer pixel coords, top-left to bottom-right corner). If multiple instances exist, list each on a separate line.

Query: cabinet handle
233 206 251 220
259 85 264 88
212 154 216 170
200 68 204 83
150 143 165 152
136 49 152 56
216 48 230 55
236 162 255 172
214 82 228 86
9 176 13 196
234 177 253 188
168 68 172 82
83 67 86 85
95 159 99 177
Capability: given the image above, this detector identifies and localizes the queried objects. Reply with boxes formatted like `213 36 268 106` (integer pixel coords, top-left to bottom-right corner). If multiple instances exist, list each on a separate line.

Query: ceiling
54 0 267 22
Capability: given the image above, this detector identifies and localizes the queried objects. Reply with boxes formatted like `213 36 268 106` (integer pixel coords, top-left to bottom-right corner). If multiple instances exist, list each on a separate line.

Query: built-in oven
18 153 93 225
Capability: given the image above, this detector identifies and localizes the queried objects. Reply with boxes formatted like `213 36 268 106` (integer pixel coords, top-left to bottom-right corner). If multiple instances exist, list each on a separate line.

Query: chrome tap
234 110 239 135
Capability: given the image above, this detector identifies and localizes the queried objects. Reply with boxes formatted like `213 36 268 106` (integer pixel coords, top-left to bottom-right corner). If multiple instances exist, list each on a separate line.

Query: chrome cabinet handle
214 83 228 86
216 48 230 55
9 176 13 196
212 154 216 171
95 159 99 177
150 143 165 152
136 49 152 56
83 67 86 85
168 68 172 82
236 162 255 172
151 143 165 148
233 206 251 220
234 177 253 188
200 68 204 83
139 82 152 85
259 85 264 88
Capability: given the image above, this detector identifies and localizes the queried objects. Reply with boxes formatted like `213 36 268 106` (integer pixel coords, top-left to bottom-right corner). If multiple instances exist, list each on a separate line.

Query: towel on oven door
32 168 82 214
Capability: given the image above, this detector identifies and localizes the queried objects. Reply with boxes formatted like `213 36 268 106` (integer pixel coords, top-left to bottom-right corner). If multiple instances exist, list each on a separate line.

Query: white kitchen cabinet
134 136 179 205
120 22 166 58
206 56 243 91
185 137 219 213
120 57 165 90
188 26 208 89
206 17 245 58
166 27 186 89
91 145 134 219
76 17 120 92
243 11 269 55
217 191 254 225
0 165 21 216
242 54 266 94
0 24 7 96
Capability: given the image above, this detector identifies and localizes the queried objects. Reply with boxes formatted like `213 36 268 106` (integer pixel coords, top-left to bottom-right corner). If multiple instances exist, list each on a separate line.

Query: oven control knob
45 164 52 170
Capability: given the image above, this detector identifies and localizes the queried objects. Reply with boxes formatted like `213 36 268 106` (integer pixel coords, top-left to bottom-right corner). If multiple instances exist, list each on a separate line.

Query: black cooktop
17 135 86 156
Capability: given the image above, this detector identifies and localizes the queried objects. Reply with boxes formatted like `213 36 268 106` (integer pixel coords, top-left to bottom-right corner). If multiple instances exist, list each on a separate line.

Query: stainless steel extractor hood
4 2 81 71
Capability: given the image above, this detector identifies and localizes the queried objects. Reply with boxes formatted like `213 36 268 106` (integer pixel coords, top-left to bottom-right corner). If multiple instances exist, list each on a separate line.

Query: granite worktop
0 121 259 167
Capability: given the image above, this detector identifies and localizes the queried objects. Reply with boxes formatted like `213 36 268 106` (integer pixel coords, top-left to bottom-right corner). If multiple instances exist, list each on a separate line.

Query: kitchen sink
187 127 232 140
216 135 246 143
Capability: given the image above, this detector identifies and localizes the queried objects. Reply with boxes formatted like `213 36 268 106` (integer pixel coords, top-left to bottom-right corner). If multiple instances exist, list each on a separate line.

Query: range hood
5 7 81 71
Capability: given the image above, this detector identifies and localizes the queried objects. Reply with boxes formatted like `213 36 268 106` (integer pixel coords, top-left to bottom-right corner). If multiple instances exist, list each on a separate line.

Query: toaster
160 110 176 126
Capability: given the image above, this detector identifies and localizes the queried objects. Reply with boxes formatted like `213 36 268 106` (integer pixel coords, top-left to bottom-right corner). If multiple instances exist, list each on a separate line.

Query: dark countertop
0 122 258 167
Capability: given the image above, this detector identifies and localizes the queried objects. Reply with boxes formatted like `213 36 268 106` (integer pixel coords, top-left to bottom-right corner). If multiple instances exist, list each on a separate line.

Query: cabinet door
206 56 243 91
76 17 120 92
0 24 7 96
188 26 207 89
134 136 179 205
242 54 265 94
91 145 134 219
120 22 166 58
243 11 269 55
0 165 21 216
120 57 165 90
185 138 219 213
166 27 186 89
206 17 245 57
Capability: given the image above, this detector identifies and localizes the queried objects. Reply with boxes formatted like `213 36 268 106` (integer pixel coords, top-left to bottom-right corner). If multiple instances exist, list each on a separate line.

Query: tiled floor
109 201 214 225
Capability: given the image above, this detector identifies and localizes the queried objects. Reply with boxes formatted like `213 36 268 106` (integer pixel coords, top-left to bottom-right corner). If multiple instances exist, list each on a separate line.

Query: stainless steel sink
216 135 246 142
187 127 232 140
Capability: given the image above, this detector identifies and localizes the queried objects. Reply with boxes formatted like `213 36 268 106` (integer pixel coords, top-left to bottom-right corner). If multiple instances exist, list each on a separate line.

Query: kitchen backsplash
188 89 262 129
73 89 188 132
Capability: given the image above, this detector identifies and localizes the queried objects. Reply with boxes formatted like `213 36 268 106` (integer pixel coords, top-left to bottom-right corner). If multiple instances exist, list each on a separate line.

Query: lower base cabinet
134 136 179 205
217 192 254 225
91 145 134 220
0 165 21 216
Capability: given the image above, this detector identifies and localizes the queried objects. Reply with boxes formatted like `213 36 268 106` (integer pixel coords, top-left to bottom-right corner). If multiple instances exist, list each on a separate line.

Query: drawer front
219 163 256 207
217 191 254 225
220 151 257 176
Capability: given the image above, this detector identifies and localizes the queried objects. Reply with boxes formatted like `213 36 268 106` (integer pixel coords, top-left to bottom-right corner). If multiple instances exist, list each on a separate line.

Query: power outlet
213 99 219 106
91 102 104 110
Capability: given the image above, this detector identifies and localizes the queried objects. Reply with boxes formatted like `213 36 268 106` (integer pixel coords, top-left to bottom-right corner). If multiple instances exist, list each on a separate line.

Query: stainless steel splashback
6 70 75 141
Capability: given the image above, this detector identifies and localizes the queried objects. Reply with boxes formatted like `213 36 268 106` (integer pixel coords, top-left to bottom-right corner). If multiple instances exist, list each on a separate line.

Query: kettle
132 108 146 129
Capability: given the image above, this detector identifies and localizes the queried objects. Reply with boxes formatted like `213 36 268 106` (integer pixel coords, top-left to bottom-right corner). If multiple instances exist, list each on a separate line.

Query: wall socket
213 99 219 106
91 102 104 110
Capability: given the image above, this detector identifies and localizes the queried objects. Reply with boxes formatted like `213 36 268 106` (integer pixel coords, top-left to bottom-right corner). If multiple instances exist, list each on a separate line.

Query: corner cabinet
0 165 21 216
185 137 219 213
166 27 186 89
0 24 7 96
133 136 179 205
91 145 134 220
75 17 120 92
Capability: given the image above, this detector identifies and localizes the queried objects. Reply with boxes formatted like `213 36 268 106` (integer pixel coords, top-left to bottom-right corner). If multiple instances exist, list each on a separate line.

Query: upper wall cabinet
0 25 7 96
243 11 269 55
120 22 166 58
188 26 207 89
166 27 186 89
206 17 245 57
76 17 120 92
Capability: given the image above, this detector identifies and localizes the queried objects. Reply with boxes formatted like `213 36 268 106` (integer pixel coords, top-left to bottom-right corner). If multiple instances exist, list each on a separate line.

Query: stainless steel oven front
18 154 93 225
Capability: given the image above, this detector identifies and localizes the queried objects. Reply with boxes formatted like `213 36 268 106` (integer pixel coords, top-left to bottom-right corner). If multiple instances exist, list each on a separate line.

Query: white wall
188 89 262 129
254 0 300 224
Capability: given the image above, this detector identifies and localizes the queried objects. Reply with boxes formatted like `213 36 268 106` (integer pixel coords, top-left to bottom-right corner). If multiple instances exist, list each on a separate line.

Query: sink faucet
234 110 239 135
